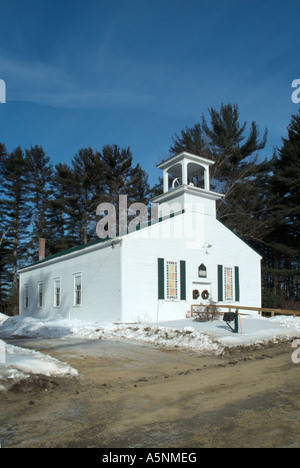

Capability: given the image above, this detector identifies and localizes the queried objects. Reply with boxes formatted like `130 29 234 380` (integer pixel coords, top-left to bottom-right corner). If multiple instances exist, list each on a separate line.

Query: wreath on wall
201 289 210 300
193 289 200 300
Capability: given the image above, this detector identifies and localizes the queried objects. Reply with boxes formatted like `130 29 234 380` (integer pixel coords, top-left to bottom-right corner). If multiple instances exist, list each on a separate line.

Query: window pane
75 276 81 286
24 285 29 308
74 275 82 305
224 267 233 301
166 261 178 300
38 283 43 307
54 279 61 307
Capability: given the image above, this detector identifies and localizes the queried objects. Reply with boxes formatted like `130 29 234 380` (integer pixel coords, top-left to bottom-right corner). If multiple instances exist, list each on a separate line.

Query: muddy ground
0 337 300 448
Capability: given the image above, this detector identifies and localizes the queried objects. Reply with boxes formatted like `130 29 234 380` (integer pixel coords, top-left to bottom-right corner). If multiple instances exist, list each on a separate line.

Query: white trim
157 151 215 170
151 184 224 206
53 277 61 308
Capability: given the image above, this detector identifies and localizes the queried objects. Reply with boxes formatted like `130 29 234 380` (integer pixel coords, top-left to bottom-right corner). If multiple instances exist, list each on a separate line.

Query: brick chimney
39 238 46 261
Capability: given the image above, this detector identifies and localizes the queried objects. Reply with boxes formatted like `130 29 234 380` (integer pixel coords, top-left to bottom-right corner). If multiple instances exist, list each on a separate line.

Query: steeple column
163 169 169 193
182 159 188 186
204 167 210 191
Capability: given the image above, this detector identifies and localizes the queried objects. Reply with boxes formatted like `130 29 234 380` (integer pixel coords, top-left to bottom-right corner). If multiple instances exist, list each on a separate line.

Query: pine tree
101 145 151 233
51 148 104 247
0 143 9 312
264 110 300 305
101 145 134 204
71 147 104 244
170 123 209 159
169 103 269 242
201 104 267 189
49 162 77 253
0 147 29 314
129 163 151 205
268 110 300 254
25 145 54 261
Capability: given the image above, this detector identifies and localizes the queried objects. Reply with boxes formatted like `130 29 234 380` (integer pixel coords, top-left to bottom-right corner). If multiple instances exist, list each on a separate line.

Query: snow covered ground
0 311 300 390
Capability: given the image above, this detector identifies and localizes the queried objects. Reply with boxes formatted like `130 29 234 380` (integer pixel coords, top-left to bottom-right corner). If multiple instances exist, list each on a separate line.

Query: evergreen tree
49 162 77 253
201 104 267 189
25 145 54 261
0 143 9 312
70 147 104 244
101 145 134 204
264 110 300 304
0 147 29 314
169 103 269 242
268 110 300 253
101 145 150 203
170 123 209 160
101 144 151 232
51 145 151 248
129 163 151 205
51 148 104 247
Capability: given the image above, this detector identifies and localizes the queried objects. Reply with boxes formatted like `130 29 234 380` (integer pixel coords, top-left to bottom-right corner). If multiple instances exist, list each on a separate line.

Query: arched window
198 263 207 278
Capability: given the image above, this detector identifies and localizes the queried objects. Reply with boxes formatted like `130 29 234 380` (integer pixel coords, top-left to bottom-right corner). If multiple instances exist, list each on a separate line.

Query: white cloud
0 53 164 109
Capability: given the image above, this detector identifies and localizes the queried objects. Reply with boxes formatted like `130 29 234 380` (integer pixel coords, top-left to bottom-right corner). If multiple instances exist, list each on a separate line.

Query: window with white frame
54 278 61 308
24 284 29 308
38 282 43 308
74 274 82 306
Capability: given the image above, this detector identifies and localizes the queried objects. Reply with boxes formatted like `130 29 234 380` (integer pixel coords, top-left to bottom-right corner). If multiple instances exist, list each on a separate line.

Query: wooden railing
191 304 300 318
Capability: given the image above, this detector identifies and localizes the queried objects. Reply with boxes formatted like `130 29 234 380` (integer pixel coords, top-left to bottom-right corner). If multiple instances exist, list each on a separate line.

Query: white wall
121 215 191 322
121 211 261 323
206 218 262 309
19 209 261 324
19 241 122 323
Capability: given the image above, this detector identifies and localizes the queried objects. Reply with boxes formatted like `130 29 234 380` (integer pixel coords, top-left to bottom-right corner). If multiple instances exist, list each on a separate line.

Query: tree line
0 103 299 314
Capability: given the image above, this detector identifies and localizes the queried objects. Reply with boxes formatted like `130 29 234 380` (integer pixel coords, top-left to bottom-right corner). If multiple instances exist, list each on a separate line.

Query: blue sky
0 0 299 185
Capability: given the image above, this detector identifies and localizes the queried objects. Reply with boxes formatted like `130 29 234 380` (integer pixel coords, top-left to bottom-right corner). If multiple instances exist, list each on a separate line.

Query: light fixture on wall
202 242 212 254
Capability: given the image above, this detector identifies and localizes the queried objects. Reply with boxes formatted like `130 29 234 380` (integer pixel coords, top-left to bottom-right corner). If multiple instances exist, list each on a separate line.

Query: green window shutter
158 258 165 299
180 260 186 300
218 265 223 302
235 266 240 302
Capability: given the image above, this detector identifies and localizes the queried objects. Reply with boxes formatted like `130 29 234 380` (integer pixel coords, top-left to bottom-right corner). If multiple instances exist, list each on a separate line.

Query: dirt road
0 337 300 448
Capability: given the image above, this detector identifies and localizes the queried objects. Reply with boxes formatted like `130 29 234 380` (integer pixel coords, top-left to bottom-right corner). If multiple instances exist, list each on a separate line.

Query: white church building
19 152 262 323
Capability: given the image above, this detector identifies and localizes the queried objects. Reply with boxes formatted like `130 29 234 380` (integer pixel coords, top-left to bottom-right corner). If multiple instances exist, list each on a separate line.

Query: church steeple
159 151 213 193
151 151 224 217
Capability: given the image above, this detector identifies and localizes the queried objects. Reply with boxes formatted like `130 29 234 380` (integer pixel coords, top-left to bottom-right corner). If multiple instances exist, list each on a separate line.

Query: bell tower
151 151 224 217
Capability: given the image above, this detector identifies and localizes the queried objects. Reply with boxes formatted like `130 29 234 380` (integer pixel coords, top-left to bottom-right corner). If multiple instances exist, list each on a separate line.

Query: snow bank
0 314 73 339
96 324 224 354
0 312 300 391
0 340 78 391
0 312 8 325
